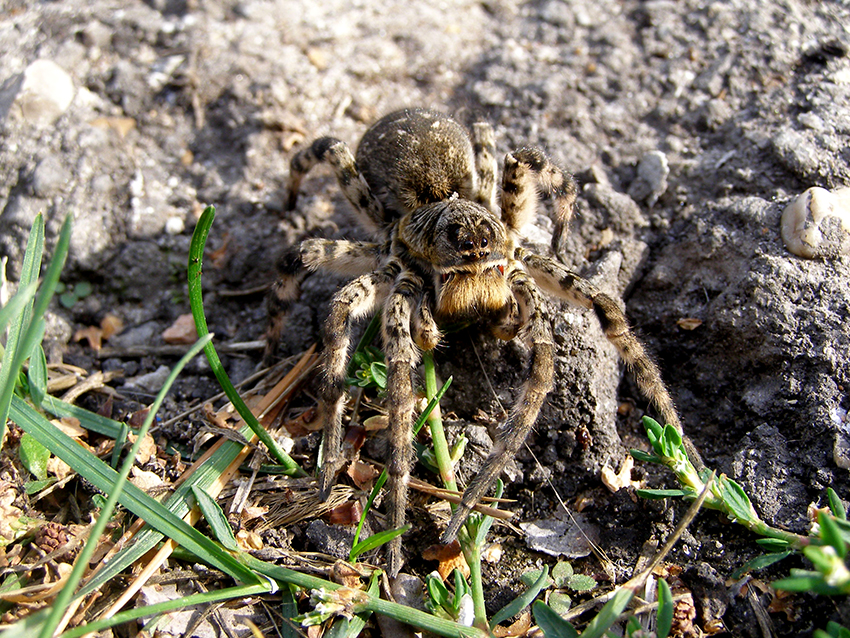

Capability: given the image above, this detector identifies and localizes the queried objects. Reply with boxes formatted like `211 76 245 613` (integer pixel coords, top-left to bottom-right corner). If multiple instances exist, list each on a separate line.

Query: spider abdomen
356 108 477 217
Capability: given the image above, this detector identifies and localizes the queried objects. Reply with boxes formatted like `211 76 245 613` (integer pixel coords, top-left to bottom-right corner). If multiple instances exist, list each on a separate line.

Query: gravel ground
2 0 850 635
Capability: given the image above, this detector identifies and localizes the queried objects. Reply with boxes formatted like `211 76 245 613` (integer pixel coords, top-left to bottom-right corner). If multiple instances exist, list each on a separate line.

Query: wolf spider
269 108 683 576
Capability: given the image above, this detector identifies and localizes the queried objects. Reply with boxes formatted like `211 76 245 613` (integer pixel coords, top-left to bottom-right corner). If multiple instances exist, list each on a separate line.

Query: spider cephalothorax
269 108 683 576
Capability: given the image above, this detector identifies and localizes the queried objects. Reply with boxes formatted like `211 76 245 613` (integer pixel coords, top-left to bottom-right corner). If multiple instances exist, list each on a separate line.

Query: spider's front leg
442 268 555 543
264 239 384 364
521 250 685 435
500 147 577 258
381 271 423 576
317 269 392 498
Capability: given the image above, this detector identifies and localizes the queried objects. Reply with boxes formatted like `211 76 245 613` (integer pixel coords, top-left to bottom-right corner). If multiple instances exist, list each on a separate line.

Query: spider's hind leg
522 251 682 432
265 246 308 364
286 136 385 232
501 147 577 258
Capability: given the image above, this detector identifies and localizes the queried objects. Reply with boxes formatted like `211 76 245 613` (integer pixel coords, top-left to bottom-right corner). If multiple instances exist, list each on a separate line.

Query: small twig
59 370 123 404
95 340 266 359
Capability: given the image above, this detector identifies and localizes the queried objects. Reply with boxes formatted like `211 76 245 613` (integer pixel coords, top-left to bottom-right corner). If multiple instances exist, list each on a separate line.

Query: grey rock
628 151 669 206
31 156 71 198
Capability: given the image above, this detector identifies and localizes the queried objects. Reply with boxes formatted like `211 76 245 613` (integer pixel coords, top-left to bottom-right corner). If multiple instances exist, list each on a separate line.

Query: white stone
781 186 850 259
0 59 75 127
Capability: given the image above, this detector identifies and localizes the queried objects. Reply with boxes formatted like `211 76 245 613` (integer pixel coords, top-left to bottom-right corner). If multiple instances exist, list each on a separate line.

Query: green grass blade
11 396 258 585
188 205 305 476
350 470 388 561
0 281 38 335
0 214 45 443
40 394 129 438
56 582 272 638
828 487 847 521
77 425 254 597
350 524 410 560
243 554 489 638
577 587 632 638
656 578 673 638
532 601 579 638
27 343 48 407
38 335 262 638
191 485 238 551
490 565 549 628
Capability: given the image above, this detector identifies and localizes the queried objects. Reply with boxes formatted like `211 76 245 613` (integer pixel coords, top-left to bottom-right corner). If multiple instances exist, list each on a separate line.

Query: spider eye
481 237 488 248
461 240 474 251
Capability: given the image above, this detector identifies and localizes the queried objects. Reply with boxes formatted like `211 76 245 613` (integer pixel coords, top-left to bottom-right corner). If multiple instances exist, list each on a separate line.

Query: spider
269 108 683 576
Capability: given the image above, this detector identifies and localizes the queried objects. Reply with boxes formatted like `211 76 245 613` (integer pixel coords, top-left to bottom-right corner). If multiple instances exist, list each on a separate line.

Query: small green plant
632 417 810 549
346 345 387 390
426 569 475 625
56 280 92 308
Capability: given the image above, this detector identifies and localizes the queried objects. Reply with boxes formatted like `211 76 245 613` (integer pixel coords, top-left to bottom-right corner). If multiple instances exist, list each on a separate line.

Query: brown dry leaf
73 325 103 350
161 314 198 345
46 456 73 481
768 588 799 622
676 317 703 331
236 529 264 551
100 313 124 339
328 501 362 526
239 504 269 523
332 561 363 589
130 467 163 491
51 416 85 439
600 455 643 493
0 562 73 603
492 610 531 637
127 432 157 465
346 460 379 489
362 415 388 431
89 116 136 138
422 540 470 580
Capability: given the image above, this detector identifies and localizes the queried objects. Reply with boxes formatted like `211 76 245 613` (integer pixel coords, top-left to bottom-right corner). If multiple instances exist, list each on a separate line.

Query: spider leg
442 267 555 543
472 122 498 213
265 246 308 364
412 290 442 351
301 238 384 276
264 240 386 363
317 268 394 498
381 271 423 576
501 147 577 258
520 249 682 432
286 137 385 232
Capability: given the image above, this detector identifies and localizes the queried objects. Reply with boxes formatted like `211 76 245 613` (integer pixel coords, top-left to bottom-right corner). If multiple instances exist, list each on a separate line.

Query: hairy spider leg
472 122 498 214
381 269 425 576
317 267 396 498
520 250 682 433
500 147 578 258
286 137 385 233
264 240 384 362
442 266 555 543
